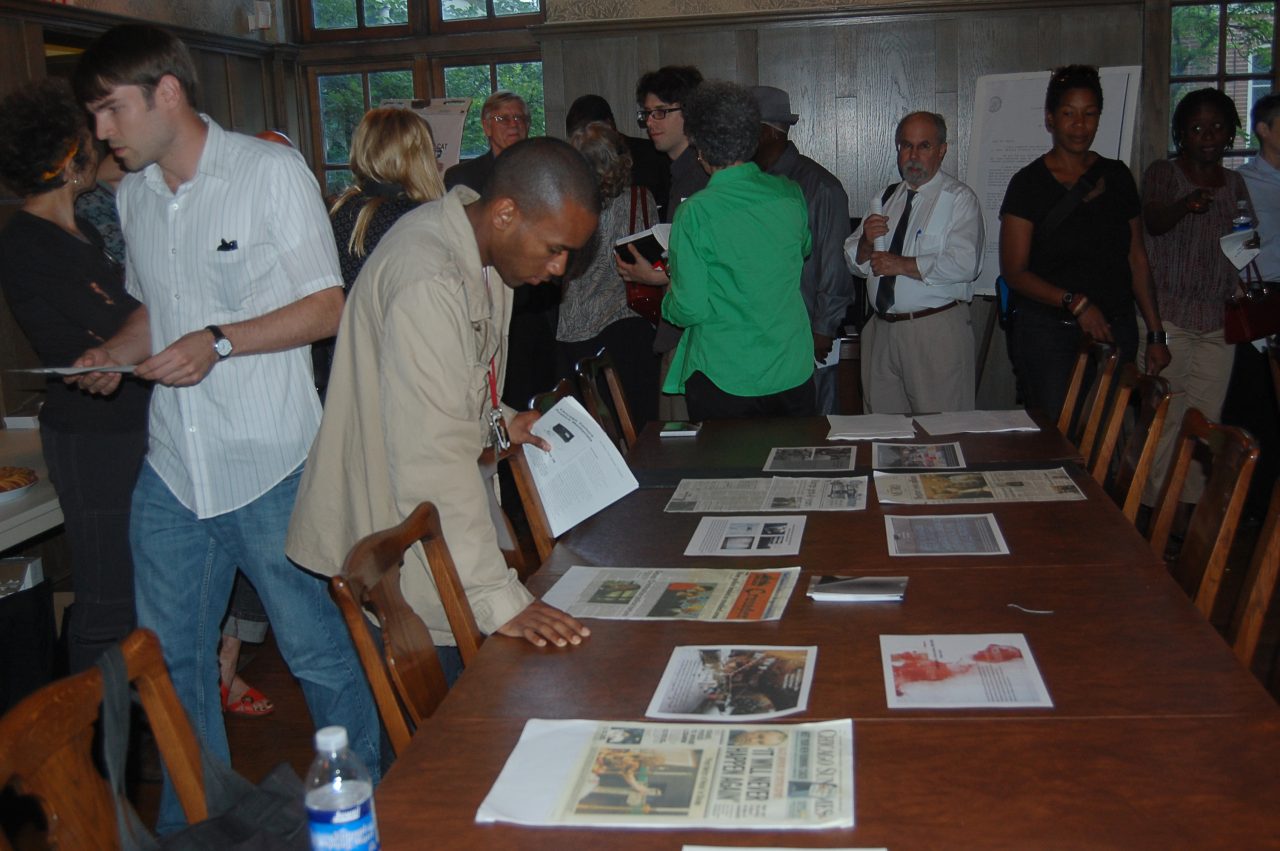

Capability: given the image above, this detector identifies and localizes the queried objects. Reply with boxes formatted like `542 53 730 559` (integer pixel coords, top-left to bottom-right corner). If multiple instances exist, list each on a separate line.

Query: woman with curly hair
558 121 660 429
313 107 445 395
661 80 814 420
0 79 150 672
1139 87 1253 507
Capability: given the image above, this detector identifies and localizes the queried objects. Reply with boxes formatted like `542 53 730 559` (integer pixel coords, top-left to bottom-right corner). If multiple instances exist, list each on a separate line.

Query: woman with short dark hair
0 79 150 672
661 80 815 419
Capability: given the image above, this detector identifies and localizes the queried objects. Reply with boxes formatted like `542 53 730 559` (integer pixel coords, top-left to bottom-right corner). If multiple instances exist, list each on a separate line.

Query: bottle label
308 799 380 851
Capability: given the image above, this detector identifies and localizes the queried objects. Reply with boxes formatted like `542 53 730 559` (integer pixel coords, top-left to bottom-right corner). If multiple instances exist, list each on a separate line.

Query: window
305 0 412 39
430 0 543 33
314 67 414 194
1169 2 1277 158
440 58 545 159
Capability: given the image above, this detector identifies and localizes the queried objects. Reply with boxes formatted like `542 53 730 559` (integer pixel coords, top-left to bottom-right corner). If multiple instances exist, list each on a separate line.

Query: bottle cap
315 725 348 753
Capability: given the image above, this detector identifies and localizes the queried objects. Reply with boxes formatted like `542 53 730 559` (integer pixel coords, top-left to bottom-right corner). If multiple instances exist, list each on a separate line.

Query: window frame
298 0 418 43
432 50 545 160
427 0 544 36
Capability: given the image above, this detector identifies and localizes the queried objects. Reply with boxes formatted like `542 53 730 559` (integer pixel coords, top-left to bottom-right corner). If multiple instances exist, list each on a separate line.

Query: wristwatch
206 325 233 359
1061 291 1077 311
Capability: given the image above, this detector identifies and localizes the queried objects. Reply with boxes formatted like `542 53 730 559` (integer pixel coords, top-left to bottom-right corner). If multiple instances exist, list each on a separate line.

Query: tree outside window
1170 2 1276 158
316 68 414 195
443 60 544 159
440 0 539 22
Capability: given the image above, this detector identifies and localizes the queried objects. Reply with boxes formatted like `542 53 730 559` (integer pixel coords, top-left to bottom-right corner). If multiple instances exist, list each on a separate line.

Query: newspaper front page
476 718 855 830
880 633 1053 708
873 468 1085 504
763 446 857 472
665 478 868 513
871 442 965 469
685 516 807 557
542 566 800 621
646 646 818 721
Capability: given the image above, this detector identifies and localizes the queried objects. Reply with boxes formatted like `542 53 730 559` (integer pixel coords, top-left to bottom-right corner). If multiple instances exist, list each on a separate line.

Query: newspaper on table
873 467 1085 504
542 566 800 621
880 633 1053 709
884 514 1009 556
826 414 915 440
763 446 857 472
524 396 639 537
647 646 817 721
914 410 1038 434
685 516 807 557
871 441 965 469
665 478 867 513
476 718 855 830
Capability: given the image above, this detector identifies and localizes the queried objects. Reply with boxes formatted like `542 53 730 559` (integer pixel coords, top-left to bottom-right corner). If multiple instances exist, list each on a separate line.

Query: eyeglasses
636 106 682 128
489 113 529 126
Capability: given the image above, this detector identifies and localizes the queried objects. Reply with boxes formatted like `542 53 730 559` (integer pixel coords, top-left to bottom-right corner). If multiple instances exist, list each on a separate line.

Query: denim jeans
1011 307 1137 420
131 462 380 834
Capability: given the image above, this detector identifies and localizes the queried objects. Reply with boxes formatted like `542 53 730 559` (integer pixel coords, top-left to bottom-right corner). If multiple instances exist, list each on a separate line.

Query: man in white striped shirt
70 24 378 833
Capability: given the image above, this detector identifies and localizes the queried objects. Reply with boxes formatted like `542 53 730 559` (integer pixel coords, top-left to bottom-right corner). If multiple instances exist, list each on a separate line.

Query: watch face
214 337 233 357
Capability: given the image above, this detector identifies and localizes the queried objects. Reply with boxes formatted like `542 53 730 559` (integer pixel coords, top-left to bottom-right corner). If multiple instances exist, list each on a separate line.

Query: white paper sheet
880 633 1053 708
684 516 807 557
646 646 817 721
883 514 1009 556
914 410 1038 434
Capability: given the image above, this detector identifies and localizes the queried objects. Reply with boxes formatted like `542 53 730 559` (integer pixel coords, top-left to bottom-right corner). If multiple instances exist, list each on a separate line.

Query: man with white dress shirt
1240 93 1280 281
70 24 378 833
846 111 984 414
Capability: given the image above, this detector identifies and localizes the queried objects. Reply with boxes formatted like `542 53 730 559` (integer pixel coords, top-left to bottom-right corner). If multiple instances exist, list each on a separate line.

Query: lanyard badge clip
486 356 510 452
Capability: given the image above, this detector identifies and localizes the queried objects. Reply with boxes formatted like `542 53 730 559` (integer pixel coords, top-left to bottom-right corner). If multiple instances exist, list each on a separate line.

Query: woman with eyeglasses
1138 88 1254 509
660 80 815 420
999 64 1169 420
0 79 150 672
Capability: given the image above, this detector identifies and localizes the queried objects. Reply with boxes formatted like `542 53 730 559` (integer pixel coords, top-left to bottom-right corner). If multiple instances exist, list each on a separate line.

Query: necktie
875 189 917 315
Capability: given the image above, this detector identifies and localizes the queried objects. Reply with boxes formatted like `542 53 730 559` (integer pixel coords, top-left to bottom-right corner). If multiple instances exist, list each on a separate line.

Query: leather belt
878 300 960 323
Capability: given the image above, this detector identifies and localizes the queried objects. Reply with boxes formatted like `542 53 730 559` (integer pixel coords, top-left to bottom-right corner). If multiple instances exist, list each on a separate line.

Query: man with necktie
846 111 984 414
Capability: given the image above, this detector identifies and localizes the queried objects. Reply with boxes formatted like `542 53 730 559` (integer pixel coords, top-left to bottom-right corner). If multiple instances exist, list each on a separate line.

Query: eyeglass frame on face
636 106 682 128
895 139 938 154
490 113 530 126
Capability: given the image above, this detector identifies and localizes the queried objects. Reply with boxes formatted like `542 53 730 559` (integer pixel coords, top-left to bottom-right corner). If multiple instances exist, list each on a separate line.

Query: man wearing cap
845 111 983 414
751 86 852 415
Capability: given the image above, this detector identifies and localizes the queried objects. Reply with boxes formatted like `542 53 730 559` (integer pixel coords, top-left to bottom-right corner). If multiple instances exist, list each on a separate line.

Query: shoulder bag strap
97 647 162 851
1040 158 1108 238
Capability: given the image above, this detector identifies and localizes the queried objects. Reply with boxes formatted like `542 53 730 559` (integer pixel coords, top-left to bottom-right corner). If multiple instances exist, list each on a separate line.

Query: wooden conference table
375 417 1280 849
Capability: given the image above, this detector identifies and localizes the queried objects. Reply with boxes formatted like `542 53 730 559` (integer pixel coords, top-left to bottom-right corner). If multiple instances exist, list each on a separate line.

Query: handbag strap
629 185 650 231
1040 158 1107 238
97 647 162 851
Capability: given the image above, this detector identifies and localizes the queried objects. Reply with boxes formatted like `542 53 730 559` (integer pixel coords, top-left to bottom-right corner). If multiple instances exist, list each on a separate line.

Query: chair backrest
330 502 484 756
508 445 557 563
1229 480 1280 678
574 347 638 452
1147 408 1260 618
1058 337 1119 459
1089 363 1172 522
529 377 576 415
478 446 537 580
0 629 207 849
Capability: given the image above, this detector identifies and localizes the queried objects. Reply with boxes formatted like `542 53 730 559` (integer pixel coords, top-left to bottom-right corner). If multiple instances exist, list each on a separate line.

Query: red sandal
220 680 275 716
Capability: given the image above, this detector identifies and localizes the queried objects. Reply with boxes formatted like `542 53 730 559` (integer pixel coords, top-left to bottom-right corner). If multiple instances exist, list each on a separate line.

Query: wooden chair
574 347 638 452
1088 363 1172 522
0 629 207 850
1228 481 1280 680
478 445 537 580
1147 408 1260 619
508 445 557 563
528 377 576 414
329 502 484 756
1057 337 1119 461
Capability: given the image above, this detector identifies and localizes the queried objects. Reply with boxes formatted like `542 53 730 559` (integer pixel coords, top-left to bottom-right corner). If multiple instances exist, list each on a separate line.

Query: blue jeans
131 463 380 834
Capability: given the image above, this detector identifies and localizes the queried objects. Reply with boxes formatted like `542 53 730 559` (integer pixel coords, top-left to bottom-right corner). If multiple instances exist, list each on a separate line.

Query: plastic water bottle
1233 199 1254 232
305 726 380 851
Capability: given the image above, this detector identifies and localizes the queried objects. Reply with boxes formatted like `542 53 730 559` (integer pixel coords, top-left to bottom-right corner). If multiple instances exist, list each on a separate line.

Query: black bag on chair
96 647 309 851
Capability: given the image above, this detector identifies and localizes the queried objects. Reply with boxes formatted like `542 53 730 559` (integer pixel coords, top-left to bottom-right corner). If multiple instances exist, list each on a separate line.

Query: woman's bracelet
1146 329 1168 346
1070 295 1090 317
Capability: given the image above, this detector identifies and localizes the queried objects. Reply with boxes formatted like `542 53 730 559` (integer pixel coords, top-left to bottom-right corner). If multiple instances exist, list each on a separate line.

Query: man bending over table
286 138 597 682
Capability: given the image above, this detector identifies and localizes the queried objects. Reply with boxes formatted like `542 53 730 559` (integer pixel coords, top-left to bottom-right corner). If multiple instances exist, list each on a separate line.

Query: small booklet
806 575 907 602
764 446 856 472
880 633 1053 709
646 646 817 721
614 223 672 268
685 515 806 556
660 421 702 438
871 442 965 469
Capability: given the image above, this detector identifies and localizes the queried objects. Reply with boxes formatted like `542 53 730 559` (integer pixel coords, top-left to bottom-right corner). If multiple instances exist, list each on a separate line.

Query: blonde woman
316 107 445 395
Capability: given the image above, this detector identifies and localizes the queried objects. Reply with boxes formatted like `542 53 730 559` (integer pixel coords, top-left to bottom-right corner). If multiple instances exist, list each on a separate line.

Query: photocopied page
873 468 1085 504
646 646 817 721
871 442 965 469
914 410 1038 434
826 414 915 440
764 446 857 472
542 566 800 621
880 633 1053 709
524 396 639 537
665 478 867 513
883 514 1009 556
476 718 855 830
685 516 807 557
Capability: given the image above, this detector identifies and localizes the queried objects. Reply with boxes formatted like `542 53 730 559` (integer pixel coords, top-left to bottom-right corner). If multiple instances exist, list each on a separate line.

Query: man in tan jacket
286 138 598 681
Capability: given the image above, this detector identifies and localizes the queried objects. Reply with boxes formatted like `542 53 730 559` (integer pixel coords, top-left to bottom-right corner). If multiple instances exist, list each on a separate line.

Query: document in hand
646 646 817 721
542 565 799 621
913 410 1038 434
525 396 639 537
880 633 1053 708
826 414 915 440
476 718 855 829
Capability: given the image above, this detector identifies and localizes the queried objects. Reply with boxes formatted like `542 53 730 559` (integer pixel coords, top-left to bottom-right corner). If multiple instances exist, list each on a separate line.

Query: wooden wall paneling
934 17 960 179
757 25 838 202
735 28 758 88
1058 6 1144 70
1141 0 1172 175
540 36 565 138
846 19 937 212
635 32 661 81
835 92 860 222
193 49 233 129
228 54 269 132
0 19 43 97
657 30 740 82
545 35 639 140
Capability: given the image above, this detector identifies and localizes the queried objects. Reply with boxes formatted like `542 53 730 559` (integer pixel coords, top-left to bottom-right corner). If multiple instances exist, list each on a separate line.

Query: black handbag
97 647 310 851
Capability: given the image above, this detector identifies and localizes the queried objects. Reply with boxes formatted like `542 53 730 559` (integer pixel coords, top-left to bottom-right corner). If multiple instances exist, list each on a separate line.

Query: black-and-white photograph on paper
685 516 807 557
764 446 857 472
871 442 965 469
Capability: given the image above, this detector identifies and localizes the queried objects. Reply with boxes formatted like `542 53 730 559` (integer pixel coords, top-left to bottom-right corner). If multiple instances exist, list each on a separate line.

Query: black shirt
0 211 150 432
